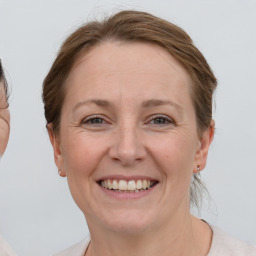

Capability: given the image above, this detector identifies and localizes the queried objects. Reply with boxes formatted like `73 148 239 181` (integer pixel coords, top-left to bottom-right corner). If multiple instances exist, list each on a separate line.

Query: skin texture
49 41 214 256
0 82 10 157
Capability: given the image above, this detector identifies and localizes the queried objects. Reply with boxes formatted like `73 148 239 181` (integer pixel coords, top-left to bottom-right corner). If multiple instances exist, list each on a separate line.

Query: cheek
60 133 106 211
62 133 105 176
148 132 196 184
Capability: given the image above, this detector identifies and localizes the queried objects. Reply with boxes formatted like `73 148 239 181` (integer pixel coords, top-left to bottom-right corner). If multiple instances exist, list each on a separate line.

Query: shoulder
208 226 256 256
0 235 17 256
53 236 90 256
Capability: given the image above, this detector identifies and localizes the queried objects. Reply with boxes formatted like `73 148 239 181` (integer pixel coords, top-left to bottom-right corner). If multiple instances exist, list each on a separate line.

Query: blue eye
148 115 174 126
88 118 104 124
82 115 106 126
152 117 169 124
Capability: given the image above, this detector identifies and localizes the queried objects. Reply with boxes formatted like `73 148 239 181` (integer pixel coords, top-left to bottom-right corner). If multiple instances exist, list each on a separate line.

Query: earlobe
58 169 66 177
194 120 215 173
47 123 67 177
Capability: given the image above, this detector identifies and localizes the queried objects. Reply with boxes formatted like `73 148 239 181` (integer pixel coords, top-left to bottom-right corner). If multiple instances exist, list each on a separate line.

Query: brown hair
42 10 217 207
0 59 9 108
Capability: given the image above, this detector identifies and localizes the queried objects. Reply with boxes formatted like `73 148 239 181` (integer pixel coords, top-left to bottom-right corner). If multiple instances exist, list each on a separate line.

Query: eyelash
81 115 107 125
147 114 175 126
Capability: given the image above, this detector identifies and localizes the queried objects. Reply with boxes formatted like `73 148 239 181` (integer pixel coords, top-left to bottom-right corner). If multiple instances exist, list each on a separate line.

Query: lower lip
98 184 158 199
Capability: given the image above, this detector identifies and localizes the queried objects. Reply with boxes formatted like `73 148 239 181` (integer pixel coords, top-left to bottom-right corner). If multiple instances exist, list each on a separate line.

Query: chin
91 208 158 235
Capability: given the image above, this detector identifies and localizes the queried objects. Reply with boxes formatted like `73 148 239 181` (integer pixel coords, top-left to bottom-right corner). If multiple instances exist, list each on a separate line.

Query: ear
193 119 215 173
47 124 66 177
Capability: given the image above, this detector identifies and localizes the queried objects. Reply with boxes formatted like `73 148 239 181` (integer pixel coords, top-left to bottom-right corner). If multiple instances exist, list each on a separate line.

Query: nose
109 125 147 166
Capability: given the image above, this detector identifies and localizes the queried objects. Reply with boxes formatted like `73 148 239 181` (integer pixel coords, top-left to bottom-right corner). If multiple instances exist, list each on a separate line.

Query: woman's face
51 42 213 234
0 82 10 156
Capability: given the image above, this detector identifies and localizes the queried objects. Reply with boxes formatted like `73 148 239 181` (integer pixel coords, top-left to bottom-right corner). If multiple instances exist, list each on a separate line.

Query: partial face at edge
49 41 213 234
0 81 10 156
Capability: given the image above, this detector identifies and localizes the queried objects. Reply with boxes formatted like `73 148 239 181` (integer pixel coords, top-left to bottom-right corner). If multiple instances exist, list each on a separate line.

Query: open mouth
98 179 158 193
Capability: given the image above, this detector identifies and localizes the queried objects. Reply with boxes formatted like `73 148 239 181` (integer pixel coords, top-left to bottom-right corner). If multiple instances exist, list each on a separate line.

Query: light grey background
0 0 255 255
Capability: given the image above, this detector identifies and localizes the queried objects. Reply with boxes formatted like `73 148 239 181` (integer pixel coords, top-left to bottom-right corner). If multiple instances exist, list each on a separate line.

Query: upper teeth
100 179 154 191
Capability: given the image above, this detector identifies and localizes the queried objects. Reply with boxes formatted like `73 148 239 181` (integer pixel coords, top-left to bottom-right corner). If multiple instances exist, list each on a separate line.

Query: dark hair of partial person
42 10 217 208
0 59 9 107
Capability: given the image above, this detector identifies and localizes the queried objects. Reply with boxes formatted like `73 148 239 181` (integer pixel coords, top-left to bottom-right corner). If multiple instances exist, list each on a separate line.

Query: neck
86 212 212 256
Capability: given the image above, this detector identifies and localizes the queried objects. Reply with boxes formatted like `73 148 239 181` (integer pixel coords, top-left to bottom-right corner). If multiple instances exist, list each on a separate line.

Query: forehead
72 41 189 79
64 41 192 105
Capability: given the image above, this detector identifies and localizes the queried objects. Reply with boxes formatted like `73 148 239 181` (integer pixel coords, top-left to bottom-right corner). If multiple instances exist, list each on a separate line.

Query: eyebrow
73 99 110 112
141 99 184 111
73 99 184 112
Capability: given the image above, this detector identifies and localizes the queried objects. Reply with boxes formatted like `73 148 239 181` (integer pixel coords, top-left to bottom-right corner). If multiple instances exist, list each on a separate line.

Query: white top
207 226 256 256
0 235 17 256
53 226 256 256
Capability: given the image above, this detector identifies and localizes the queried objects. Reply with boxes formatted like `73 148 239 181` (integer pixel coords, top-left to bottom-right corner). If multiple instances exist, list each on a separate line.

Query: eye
81 115 108 127
87 117 104 124
147 114 175 126
152 117 169 125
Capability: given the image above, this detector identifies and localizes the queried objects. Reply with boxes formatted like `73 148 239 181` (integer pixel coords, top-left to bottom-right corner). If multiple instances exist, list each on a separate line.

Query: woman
43 11 256 256
0 60 16 256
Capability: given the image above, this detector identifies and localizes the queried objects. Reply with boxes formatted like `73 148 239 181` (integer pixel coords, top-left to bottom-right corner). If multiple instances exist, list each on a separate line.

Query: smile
99 179 158 193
